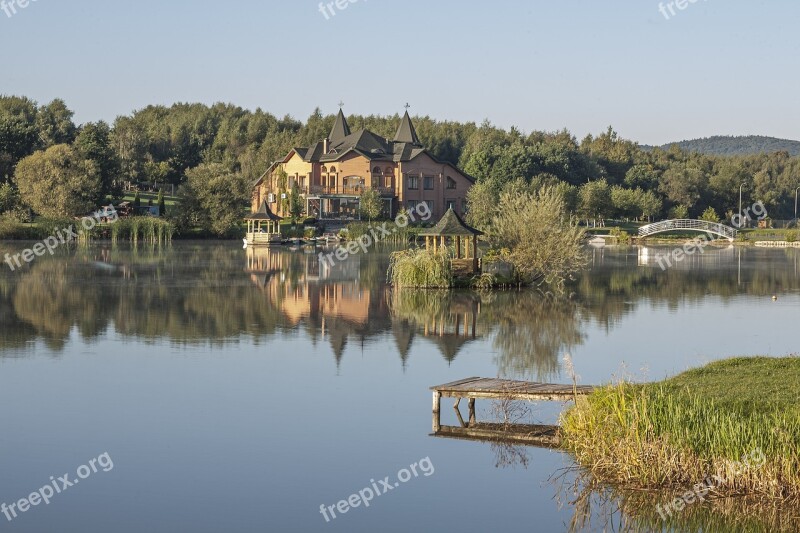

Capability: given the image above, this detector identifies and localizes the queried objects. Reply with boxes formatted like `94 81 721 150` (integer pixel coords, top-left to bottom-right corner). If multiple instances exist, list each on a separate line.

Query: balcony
308 185 396 197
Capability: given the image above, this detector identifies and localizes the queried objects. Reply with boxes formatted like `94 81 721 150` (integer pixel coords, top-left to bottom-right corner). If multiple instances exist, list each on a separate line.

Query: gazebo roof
246 201 283 221
419 208 483 237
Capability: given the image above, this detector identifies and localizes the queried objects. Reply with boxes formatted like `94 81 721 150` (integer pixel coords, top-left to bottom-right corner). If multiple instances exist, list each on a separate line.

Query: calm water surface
0 242 798 532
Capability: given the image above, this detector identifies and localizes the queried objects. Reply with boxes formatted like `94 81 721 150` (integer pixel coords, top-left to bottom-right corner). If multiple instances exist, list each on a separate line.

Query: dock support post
432 391 442 432
468 398 476 426
453 397 467 428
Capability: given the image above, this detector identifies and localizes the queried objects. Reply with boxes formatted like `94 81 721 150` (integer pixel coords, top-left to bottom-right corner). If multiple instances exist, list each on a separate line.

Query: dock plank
432 377 594 399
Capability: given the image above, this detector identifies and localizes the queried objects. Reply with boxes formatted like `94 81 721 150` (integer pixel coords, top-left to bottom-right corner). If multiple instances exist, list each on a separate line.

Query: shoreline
560 356 800 527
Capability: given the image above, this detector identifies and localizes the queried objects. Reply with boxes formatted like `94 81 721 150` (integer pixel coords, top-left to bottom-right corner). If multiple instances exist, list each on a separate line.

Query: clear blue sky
1 0 798 145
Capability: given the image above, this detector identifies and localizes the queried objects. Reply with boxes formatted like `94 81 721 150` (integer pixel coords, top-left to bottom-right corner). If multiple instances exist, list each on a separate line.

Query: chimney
323 138 329 153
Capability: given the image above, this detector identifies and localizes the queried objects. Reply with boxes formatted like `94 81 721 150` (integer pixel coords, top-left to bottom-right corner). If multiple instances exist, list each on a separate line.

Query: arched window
330 166 336 173
321 165 328 173
385 167 394 175
373 166 382 175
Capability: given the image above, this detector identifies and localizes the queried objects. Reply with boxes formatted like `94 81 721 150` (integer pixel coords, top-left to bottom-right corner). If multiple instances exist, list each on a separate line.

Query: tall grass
561 358 800 502
111 217 174 244
388 248 453 288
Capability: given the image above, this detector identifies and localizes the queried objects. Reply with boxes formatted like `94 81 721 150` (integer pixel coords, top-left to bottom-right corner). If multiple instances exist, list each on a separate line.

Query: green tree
0 96 39 180
699 207 721 223
0 182 18 213
157 189 166 216
610 186 640 220
359 188 382 222
669 205 690 219
658 166 708 214
133 191 141 209
180 163 250 236
465 178 499 231
74 121 121 203
14 144 101 217
288 184 304 222
35 99 76 148
486 185 586 290
579 179 611 226
638 190 663 221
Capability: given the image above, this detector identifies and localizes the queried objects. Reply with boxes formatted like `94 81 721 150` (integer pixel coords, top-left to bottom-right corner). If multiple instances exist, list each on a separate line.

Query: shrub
388 248 453 288
786 230 798 243
486 186 586 290
610 227 631 244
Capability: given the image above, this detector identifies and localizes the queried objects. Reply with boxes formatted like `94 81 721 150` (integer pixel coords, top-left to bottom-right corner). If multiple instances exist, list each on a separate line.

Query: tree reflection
0 245 798 379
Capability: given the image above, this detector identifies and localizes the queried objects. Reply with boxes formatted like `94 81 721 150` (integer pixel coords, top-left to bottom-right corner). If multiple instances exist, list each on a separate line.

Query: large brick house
251 109 474 221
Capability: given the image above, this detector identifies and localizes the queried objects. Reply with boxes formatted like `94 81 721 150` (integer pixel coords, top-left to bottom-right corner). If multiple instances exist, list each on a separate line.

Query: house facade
251 109 474 221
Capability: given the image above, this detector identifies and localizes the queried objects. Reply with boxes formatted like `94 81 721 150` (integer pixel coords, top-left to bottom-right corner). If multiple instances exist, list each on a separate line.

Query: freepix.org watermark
318 0 366 21
3 205 118 272
319 457 434 523
656 448 766 520
1 0 38 19
658 0 708 21
1 452 114 523
318 203 432 268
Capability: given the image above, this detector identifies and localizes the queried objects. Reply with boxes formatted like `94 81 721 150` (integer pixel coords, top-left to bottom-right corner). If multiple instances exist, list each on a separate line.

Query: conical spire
394 110 421 145
329 108 351 144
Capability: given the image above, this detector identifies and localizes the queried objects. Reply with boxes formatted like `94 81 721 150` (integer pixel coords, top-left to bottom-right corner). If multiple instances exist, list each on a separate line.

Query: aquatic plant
388 248 453 288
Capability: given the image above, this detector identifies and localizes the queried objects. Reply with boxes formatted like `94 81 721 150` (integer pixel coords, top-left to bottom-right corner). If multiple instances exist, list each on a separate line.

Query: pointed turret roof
329 109 351 144
394 111 421 145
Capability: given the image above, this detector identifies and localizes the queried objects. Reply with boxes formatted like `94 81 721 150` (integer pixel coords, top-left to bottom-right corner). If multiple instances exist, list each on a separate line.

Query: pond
0 242 798 532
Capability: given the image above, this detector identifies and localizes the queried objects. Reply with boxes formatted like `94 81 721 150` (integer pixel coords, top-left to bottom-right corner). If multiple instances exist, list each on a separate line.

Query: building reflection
1 245 798 377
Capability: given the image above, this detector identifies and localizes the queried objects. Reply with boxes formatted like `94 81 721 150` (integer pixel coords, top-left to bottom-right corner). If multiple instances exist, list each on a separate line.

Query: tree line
2 95 800 235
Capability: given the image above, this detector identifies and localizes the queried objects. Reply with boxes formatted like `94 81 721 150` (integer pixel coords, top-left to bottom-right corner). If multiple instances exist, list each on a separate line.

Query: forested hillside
2 96 800 236
645 136 800 156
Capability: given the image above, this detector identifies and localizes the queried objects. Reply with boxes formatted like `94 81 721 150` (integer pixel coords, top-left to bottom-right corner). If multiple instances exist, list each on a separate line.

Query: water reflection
1 244 799 377
559 473 800 532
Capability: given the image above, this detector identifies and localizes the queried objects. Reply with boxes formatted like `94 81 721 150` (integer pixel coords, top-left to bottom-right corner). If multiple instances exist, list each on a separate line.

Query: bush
487 185 587 290
786 230 798 243
610 226 631 244
388 248 453 288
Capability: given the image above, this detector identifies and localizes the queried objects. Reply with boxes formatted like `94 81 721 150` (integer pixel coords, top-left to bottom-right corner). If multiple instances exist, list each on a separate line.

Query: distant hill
642 136 800 156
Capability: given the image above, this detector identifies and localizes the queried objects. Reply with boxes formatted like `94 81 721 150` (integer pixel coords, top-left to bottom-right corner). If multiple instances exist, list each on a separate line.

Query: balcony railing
308 185 396 196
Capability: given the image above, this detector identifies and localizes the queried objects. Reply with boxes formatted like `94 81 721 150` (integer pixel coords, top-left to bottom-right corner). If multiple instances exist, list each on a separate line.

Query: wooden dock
430 377 595 446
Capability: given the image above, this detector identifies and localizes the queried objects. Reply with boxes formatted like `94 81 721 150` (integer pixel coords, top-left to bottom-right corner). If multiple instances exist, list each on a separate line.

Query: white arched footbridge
638 219 738 241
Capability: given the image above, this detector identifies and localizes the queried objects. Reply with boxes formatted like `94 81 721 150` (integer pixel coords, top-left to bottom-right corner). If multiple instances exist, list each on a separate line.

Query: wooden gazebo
420 208 484 272
245 201 283 246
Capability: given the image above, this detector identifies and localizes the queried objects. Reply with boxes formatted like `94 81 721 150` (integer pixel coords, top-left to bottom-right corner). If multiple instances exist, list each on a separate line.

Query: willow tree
14 144 101 217
486 185 587 290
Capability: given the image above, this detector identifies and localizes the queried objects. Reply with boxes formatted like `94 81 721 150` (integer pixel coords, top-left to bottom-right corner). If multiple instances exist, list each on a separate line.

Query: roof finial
338 100 345 109
404 102 411 110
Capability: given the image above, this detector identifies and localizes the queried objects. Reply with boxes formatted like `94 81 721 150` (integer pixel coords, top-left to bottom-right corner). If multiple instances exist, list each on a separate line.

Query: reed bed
560 357 800 504
388 248 453 288
110 217 174 244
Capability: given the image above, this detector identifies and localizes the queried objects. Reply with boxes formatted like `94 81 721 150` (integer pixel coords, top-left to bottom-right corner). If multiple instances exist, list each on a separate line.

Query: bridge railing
638 219 737 240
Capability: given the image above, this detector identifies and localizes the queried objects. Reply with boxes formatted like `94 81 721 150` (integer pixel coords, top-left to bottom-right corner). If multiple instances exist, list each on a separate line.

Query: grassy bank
561 357 800 505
